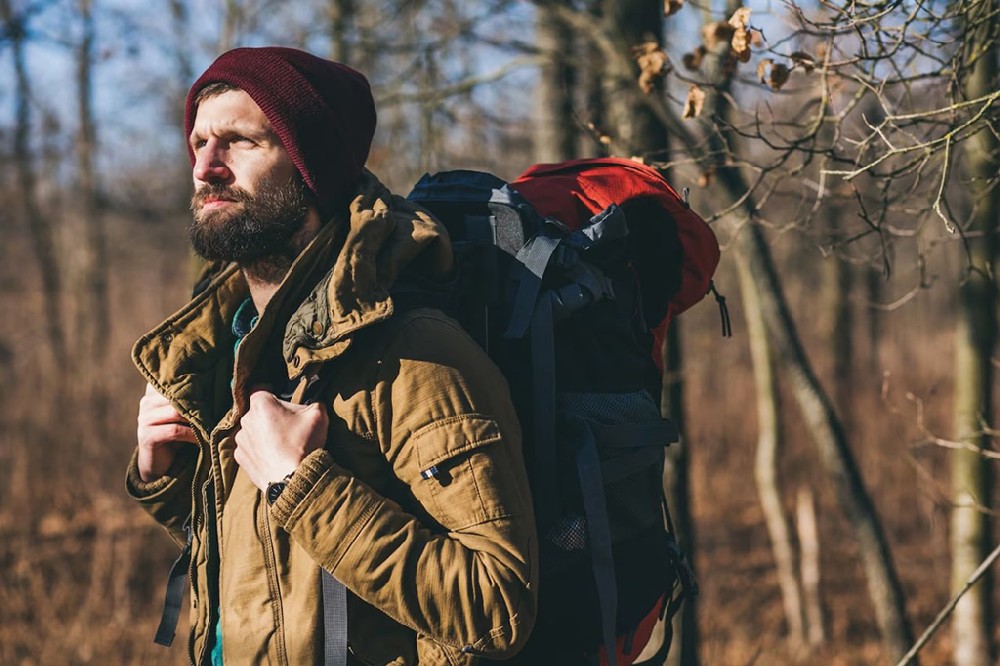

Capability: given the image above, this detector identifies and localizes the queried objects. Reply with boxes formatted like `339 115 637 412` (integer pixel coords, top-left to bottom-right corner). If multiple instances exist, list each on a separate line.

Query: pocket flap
413 414 502 471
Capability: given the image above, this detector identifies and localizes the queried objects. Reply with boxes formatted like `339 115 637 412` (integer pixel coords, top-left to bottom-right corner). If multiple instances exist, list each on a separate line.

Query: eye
232 135 255 146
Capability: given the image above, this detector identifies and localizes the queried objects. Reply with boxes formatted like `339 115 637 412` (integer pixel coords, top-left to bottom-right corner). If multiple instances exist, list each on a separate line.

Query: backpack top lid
512 157 721 349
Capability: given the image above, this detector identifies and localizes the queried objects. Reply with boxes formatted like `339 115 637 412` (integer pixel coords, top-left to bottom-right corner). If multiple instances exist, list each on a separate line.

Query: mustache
191 183 253 211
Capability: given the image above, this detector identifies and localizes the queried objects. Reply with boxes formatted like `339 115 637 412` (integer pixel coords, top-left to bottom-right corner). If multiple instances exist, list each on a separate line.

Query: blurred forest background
1 0 998 664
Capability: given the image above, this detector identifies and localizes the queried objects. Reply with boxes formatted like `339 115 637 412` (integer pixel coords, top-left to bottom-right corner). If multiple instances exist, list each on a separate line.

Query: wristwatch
265 473 294 506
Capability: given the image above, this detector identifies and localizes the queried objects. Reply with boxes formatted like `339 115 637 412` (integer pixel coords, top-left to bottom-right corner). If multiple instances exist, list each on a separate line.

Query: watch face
266 481 287 505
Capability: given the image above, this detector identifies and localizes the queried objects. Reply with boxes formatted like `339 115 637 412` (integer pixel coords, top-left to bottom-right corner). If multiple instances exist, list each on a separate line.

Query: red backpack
405 158 723 664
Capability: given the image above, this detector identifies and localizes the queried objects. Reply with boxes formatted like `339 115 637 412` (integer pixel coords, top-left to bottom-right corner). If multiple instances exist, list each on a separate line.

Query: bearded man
126 47 537 666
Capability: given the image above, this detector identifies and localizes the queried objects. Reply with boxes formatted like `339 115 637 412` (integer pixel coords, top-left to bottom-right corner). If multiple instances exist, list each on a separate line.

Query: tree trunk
796 487 826 647
661 323 699 666
739 250 807 649
950 2 998 664
534 0 578 162
581 1 606 158
598 0 667 158
328 0 355 63
73 0 112 453
826 236 854 420
2 0 68 369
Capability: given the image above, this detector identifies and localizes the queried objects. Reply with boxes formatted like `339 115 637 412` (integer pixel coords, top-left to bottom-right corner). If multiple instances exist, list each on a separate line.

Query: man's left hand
234 389 330 492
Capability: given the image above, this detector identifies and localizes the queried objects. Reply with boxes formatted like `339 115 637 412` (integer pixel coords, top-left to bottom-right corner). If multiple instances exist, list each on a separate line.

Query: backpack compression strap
297 369 350 666
153 516 193 647
321 569 349 666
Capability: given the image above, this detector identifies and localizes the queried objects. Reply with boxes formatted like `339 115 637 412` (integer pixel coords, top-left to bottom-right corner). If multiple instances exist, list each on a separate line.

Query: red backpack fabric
512 158 722 369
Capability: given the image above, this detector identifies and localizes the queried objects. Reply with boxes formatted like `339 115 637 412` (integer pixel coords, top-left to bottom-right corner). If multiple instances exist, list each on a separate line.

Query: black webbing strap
588 420 679 450
530 293 559 532
504 234 561 340
321 568 349 665
299 374 350 666
154 518 193 647
571 416 619 666
599 447 667 486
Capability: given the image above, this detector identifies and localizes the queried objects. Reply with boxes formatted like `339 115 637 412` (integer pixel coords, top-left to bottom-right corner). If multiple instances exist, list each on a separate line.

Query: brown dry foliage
664 0 684 17
790 50 818 72
758 58 792 90
633 41 668 94
683 84 707 118
682 45 708 71
702 21 736 50
729 7 753 63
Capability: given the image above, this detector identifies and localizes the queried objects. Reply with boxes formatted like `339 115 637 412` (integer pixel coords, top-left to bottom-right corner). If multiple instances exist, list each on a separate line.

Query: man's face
187 89 310 265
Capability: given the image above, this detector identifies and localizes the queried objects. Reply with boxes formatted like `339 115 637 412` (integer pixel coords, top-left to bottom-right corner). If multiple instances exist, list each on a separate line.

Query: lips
201 197 235 209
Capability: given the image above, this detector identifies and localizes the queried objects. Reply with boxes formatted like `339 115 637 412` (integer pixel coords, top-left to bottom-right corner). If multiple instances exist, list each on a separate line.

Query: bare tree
950 2 998 664
1 0 67 369
535 0 578 162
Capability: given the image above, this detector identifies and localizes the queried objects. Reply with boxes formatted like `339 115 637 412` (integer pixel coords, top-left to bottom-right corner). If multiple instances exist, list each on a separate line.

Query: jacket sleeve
269 313 538 658
125 445 198 548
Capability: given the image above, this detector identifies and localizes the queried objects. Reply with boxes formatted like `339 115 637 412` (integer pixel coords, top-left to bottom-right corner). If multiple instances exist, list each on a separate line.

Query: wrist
137 442 180 482
265 471 295 505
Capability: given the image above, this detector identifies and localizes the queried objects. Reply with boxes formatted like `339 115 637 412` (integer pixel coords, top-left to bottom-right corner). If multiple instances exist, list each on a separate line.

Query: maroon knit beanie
184 46 376 218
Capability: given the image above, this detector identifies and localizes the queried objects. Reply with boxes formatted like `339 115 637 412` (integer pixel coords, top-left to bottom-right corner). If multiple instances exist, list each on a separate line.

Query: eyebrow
189 121 278 146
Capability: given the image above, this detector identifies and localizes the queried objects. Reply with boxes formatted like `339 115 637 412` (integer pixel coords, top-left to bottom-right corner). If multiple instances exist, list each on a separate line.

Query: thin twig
895 541 1000 666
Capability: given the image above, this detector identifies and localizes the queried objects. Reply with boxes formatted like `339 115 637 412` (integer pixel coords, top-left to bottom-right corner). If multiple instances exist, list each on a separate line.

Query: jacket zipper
259 499 289 665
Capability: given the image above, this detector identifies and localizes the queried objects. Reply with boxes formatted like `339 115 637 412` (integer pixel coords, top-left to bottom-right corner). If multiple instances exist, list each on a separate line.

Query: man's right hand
137 382 198 482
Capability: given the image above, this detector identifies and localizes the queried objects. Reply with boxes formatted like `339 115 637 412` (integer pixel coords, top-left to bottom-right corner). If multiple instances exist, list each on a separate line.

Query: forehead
191 89 273 134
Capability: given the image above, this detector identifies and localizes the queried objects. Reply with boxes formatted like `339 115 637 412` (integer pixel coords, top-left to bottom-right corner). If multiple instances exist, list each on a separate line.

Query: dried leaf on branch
702 21 736 50
683 84 706 118
586 122 613 146
757 58 791 90
697 167 715 187
729 7 752 62
790 51 817 72
664 0 684 16
632 41 668 94
682 46 707 71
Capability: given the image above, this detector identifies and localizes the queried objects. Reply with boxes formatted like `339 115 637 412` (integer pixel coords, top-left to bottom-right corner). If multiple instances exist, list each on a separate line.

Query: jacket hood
281 169 453 379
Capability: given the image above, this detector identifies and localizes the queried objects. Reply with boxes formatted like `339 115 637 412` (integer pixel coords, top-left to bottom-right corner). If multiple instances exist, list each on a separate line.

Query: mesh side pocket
555 390 668 543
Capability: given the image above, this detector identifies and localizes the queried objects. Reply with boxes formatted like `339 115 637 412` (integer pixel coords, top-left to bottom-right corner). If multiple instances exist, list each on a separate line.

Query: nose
192 138 232 185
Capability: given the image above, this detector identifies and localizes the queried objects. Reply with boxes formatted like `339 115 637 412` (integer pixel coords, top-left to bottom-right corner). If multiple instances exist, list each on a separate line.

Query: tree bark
71 0 113 455
661 323 699 666
796 487 826 647
598 0 667 158
950 2 998 664
328 0 355 63
738 250 807 649
534 0 578 162
2 0 68 369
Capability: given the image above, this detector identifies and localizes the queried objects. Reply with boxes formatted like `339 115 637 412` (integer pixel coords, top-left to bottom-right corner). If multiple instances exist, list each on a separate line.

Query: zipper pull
709 280 732 337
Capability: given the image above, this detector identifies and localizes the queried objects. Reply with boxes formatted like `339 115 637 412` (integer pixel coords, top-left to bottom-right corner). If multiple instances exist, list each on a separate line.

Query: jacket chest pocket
411 415 513 530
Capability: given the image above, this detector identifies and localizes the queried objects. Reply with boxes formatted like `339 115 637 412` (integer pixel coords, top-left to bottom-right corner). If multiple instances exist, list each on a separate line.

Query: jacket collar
132 170 453 428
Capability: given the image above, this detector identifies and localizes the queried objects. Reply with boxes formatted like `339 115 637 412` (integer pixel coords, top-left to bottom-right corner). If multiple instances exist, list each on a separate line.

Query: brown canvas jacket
125 171 538 665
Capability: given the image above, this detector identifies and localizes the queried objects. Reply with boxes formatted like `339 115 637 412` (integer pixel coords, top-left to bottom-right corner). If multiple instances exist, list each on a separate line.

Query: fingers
139 400 190 426
138 421 199 447
139 388 191 430
248 388 278 408
137 382 197 446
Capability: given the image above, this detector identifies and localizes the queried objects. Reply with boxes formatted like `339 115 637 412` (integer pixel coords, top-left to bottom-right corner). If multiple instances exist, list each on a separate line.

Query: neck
243 209 324 314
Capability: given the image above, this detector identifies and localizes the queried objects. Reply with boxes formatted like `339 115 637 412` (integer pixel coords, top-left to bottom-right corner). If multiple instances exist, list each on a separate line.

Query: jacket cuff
125 446 196 500
270 448 384 569
269 448 335 526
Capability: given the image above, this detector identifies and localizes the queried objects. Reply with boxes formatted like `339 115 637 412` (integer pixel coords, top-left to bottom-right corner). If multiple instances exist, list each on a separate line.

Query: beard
189 176 311 283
